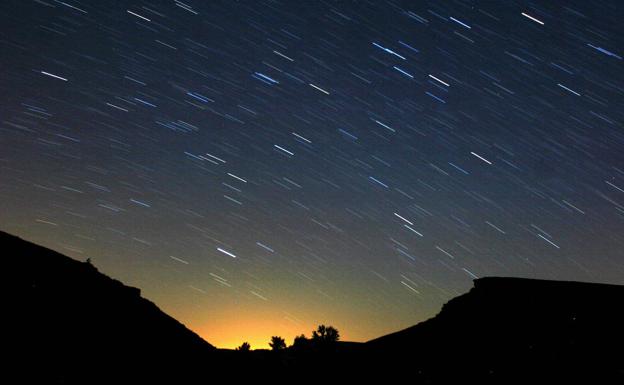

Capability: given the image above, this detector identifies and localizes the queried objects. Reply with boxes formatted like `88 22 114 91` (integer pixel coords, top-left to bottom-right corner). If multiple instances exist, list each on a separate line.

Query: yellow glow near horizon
160 286 368 350
194 315 326 350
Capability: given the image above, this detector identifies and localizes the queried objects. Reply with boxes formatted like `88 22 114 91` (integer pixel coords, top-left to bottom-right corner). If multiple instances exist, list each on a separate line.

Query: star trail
1 0 623 349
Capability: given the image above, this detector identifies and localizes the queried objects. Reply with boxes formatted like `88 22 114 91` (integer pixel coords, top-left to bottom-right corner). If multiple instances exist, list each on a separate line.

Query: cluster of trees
235 324 340 352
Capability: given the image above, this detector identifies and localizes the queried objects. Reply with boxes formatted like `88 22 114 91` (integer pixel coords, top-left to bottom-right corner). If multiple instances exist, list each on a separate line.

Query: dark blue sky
1 0 623 348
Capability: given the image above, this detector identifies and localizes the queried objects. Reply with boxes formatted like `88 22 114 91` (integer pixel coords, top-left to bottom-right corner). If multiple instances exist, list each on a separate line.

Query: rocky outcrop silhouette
5 230 214 383
364 277 624 382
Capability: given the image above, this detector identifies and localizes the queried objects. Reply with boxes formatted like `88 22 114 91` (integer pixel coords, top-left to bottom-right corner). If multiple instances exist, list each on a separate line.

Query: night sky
2 0 623 349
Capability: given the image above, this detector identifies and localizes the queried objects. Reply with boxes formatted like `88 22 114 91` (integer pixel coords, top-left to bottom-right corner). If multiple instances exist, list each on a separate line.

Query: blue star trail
1 0 623 348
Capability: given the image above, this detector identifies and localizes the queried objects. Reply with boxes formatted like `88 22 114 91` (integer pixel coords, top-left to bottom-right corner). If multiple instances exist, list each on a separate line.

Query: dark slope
4 230 215 383
6 229 624 383
364 277 624 383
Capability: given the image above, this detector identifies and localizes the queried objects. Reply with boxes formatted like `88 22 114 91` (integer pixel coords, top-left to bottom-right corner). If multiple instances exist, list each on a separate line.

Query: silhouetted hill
364 277 624 383
7 229 624 383
4 231 214 383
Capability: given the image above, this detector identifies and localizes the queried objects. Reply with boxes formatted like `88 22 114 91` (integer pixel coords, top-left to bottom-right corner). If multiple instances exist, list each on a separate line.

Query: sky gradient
1 0 623 348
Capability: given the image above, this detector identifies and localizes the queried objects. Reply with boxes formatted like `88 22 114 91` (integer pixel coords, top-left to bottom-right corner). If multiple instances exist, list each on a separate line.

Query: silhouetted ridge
366 276 624 382
4 230 214 383
7 229 624 383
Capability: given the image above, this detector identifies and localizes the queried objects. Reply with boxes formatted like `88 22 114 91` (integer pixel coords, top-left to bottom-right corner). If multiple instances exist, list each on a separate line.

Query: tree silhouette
312 325 340 343
269 336 286 351
292 334 308 348
290 334 310 356
236 342 251 351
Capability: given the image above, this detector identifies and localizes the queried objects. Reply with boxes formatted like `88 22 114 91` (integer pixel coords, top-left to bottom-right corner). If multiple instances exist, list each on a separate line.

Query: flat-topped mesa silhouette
365 276 624 382
5 229 624 383
4 230 214 383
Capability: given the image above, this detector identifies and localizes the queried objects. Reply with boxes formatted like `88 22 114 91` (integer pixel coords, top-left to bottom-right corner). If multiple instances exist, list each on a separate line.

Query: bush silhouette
312 325 339 343
236 342 251 351
269 336 286 351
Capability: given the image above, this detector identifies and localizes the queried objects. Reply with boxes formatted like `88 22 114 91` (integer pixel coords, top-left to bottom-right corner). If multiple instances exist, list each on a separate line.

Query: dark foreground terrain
5 230 624 383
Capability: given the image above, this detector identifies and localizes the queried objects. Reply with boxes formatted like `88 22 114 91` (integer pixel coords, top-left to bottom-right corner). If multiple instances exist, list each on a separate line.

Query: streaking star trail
1 0 623 349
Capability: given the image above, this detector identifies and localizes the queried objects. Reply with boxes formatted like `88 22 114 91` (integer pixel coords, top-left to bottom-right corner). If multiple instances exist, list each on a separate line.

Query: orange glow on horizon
186 306 360 350
194 316 330 350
